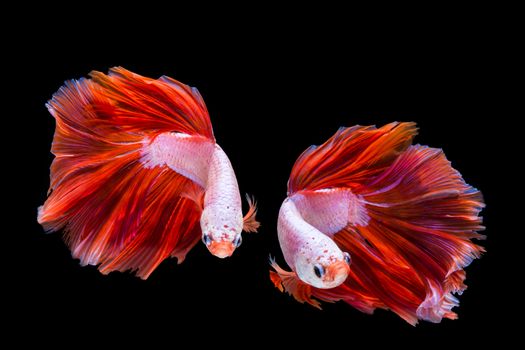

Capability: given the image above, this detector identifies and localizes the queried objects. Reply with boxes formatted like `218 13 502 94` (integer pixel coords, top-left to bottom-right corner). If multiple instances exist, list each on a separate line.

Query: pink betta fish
38 67 259 279
270 122 485 325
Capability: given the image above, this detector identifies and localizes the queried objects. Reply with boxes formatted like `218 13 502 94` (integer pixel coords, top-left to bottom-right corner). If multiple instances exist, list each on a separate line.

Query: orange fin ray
269 258 322 309
243 194 260 233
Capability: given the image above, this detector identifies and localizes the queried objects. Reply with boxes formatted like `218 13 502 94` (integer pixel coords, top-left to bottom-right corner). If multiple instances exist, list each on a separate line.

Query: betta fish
38 67 259 279
270 122 484 325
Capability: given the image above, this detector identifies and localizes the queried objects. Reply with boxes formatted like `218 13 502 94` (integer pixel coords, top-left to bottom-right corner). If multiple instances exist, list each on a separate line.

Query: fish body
271 122 485 325
142 132 245 257
38 67 259 279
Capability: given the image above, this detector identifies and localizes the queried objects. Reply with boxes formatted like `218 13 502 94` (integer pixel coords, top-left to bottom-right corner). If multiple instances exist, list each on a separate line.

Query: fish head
200 205 243 258
294 235 351 289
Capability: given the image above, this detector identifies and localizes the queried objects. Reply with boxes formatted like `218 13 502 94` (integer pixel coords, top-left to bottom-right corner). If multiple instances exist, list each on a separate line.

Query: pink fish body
142 133 247 257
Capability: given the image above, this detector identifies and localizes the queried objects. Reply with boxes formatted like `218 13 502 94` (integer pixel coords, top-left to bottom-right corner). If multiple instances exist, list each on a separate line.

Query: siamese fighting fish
270 122 484 325
38 67 259 279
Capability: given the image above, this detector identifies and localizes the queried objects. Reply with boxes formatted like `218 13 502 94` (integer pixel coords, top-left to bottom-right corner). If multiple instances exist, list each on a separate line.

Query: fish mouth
322 261 350 286
208 241 235 258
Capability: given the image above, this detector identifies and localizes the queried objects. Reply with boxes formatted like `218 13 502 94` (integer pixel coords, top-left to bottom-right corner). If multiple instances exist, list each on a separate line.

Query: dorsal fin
288 122 418 194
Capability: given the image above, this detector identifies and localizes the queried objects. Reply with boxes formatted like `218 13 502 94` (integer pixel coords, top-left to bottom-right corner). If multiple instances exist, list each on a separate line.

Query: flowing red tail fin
274 123 485 325
38 68 214 278
288 122 418 194
88 67 214 138
334 145 484 324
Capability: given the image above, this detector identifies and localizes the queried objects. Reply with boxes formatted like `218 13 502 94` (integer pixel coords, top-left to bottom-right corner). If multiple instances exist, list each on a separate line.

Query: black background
9 16 512 347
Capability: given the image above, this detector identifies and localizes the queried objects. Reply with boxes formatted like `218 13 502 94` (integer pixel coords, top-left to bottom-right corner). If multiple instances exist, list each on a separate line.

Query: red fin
89 67 214 139
242 194 260 233
181 181 206 210
288 122 417 194
269 259 384 315
38 69 210 279
96 170 201 279
269 258 322 309
171 224 202 264
307 145 484 324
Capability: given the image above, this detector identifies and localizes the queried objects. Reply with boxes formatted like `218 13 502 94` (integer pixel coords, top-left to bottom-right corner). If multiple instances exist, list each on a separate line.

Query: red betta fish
270 122 484 325
38 67 259 279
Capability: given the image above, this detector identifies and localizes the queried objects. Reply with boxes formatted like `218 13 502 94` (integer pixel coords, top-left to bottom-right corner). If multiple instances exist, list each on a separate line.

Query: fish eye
313 264 325 278
344 252 351 265
202 234 212 246
233 235 242 248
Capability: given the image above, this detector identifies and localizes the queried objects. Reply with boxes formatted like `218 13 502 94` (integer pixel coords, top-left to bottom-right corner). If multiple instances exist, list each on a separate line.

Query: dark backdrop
11 43 509 346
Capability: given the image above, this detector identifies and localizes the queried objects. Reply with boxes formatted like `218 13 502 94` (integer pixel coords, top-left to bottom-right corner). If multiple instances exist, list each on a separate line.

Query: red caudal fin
88 67 214 139
288 122 417 194
308 145 485 324
38 69 214 278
